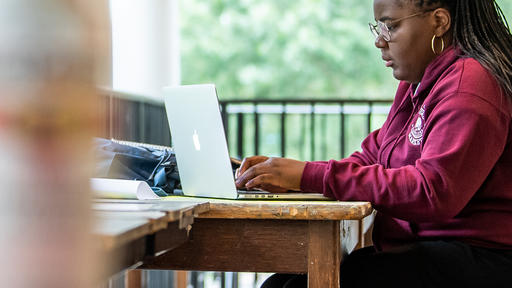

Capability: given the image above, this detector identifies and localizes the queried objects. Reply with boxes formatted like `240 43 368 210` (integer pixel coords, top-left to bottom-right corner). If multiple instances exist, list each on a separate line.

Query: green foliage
180 0 398 100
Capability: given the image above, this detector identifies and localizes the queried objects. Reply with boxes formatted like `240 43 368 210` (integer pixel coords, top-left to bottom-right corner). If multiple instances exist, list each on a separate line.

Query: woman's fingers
236 157 306 192
235 160 267 188
237 156 268 178
245 174 288 193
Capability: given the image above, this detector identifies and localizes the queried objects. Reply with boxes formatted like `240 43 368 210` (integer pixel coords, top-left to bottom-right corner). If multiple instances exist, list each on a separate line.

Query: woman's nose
374 35 387 49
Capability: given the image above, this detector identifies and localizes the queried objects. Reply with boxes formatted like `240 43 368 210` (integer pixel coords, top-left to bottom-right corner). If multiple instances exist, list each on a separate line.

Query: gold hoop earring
431 35 445 55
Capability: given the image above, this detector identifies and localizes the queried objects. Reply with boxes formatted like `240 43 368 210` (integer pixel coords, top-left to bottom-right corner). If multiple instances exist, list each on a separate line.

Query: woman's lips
382 56 393 67
382 55 393 67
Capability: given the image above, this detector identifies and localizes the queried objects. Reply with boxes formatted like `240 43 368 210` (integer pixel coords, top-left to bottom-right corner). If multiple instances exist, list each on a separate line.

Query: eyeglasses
369 11 432 42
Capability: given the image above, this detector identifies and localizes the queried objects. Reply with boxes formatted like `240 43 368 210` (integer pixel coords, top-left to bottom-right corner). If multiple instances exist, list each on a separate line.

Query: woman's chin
392 68 409 82
392 69 404 81
392 69 422 83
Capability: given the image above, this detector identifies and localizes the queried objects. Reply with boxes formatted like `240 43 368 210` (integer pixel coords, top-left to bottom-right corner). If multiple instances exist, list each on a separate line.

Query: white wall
110 0 180 101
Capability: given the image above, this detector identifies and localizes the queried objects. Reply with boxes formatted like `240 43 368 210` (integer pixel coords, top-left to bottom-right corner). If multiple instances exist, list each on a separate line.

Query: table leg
175 271 188 288
307 220 341 288
125 269 142 288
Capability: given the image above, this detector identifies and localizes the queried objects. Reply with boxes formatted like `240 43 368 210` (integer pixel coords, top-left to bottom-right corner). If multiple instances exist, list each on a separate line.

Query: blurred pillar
83 0 113 88
0 0 106 287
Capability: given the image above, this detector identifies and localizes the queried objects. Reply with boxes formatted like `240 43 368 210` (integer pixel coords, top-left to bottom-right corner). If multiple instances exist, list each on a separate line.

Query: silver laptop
163 84 331 200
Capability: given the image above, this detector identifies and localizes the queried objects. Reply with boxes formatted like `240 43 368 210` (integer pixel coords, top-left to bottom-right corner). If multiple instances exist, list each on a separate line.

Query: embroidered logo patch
408 105 425 146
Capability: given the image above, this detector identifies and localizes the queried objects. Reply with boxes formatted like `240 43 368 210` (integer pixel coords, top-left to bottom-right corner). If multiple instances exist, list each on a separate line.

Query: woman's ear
432 8 451 37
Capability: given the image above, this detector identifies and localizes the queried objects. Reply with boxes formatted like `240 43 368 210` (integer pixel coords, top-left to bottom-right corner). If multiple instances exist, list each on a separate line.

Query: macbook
163 84 331 200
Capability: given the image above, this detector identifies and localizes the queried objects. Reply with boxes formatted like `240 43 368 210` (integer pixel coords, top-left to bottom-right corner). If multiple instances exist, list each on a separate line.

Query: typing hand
236 156 269 179
235 156 306 193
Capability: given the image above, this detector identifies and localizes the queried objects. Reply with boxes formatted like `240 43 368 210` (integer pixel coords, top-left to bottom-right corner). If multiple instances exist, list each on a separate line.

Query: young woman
235 0 512 287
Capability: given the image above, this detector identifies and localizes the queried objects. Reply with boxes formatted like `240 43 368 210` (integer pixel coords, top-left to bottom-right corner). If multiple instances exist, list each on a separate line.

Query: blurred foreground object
0 0 108 287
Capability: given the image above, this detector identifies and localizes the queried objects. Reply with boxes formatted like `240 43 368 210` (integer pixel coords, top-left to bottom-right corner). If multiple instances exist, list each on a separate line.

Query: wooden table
141 197 373 288
92 200 209 280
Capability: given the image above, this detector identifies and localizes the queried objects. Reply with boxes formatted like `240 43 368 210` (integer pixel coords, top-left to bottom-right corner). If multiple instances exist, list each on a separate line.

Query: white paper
90 178 159 200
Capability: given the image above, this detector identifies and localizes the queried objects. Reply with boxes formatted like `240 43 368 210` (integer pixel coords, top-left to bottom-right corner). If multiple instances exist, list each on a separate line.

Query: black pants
261 241 512 288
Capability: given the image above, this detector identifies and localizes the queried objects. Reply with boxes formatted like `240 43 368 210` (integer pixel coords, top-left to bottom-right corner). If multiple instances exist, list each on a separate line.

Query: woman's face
373 0 437 83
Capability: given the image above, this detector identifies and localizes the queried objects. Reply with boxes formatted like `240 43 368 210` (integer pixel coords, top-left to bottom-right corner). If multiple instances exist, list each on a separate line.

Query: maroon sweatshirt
301 46 512 251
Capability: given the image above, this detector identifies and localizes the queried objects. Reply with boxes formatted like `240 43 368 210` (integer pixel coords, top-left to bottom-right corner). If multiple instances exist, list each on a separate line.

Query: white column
111 0 181 100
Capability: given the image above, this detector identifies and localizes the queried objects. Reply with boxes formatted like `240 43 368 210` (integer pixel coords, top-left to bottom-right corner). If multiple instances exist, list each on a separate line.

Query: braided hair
412 0 512 99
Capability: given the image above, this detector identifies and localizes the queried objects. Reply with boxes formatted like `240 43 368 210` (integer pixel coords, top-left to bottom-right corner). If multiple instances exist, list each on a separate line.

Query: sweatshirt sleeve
301 92 509 222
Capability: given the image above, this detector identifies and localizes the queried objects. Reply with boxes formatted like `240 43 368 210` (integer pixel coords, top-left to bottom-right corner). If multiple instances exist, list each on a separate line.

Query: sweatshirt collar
411 45 461 100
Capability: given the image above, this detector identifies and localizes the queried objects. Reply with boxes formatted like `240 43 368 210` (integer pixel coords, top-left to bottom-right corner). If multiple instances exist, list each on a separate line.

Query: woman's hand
235 156 306 193
235 155 269 178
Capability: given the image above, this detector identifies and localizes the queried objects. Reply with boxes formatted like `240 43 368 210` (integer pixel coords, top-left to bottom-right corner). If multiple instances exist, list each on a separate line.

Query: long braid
414 0 512 100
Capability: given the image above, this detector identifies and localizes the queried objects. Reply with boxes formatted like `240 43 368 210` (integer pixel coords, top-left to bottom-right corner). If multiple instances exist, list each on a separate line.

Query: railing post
321 113 327 160
237 112 244 159
138 102 146 142
301 113 307 160
254 103 260 155
310 102 316 161
340 103 345 158
367 102 373 135
281 102 286 157
221 271 226 288
221 102 229 148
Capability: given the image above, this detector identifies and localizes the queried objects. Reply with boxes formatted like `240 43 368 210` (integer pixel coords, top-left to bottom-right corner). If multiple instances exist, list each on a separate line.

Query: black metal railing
220 99 393 160
98 90 172 145
100 92 391 160
99 90 393 161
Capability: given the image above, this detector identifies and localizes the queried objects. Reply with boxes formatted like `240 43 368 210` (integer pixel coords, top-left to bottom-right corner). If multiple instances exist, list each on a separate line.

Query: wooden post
307 220 341 288
125 270 142 288
175 271 188 288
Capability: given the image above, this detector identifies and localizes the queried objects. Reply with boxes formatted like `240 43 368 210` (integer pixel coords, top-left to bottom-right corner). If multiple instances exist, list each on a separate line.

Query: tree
180 0 398 100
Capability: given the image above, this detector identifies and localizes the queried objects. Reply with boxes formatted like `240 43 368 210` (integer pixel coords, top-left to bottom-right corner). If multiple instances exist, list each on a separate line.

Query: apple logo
192 129 201 151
